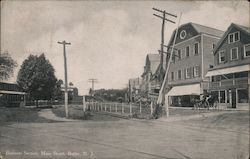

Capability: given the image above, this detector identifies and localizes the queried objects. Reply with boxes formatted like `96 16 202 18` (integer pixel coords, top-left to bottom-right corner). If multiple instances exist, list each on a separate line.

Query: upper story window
177 49 182 60
178 70 182 80
180 30 186 39
212 44 216 49
171 72 174 81
244 44 250 58
194 65 200 77
219 50 225 63
230 47 238 60
185 68 191 79
186 46 190 57
228 31 240 44
194 43 199 55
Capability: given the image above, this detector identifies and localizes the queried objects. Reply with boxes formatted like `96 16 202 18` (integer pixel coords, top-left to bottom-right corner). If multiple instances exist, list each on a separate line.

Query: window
219 50 225 63
186 46 190 57
235 32 239 41
194 65 200 77
244 44 250 58
212 44 216 49
219 90 225 103
180 30 186 39
177 49 181 60
228 31 240 44
234 71 248 78
185 68 191 78
238 89 249 103
178 70 182 80
171 72 174 81
230 47 238 60
171 52 175 62
194 43 199 55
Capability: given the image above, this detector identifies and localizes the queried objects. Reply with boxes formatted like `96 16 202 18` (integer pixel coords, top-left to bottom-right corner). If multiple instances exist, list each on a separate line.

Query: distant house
165 22 224 107
206 23 250 109
61 85 82 103
128 77 142 102
141 54 161 98
0 82 26 107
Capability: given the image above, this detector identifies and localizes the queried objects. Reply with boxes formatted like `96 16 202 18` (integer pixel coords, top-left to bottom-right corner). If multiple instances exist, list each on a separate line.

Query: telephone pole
58 40 71 118
88 78 98 96
153 8 178 117
153 8 177 80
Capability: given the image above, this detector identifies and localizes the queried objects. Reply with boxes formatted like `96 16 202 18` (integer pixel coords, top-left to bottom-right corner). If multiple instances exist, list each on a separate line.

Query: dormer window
228 31 240 44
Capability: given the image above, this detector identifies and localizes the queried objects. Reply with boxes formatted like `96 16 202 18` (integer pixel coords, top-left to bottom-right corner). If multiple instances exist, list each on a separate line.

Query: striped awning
166 84 201 96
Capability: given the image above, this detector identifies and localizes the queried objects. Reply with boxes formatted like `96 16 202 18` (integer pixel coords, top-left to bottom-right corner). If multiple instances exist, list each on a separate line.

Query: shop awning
166 84 201 96
0 90 26 95
205 64 250 77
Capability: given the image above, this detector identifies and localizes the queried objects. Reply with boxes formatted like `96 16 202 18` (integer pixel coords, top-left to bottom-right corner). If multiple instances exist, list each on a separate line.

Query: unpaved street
0 110 249 159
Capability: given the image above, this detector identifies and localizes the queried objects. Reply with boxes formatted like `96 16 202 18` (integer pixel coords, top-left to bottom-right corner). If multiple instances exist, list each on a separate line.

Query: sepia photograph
0 0 249 159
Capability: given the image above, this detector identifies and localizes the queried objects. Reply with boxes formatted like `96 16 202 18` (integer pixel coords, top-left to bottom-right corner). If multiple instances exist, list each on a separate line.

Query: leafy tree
17 54 57 105
0 51 17 80
54 79 63 100
69 82 73 87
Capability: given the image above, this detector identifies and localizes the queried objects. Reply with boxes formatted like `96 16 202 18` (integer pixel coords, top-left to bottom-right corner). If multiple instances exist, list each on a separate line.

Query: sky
1 0 249 95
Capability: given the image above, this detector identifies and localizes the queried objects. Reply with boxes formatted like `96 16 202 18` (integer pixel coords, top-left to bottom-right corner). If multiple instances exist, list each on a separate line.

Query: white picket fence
82 101 154 116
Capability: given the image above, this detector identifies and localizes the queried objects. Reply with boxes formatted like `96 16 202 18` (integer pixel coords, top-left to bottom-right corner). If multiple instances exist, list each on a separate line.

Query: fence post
150 101 153 115
139 101 142 114
105 103 107 112
110 104 111 112
82 96 86 111
101 102 102 111
122 103 124 114
115 103 117 113
129 102 132 116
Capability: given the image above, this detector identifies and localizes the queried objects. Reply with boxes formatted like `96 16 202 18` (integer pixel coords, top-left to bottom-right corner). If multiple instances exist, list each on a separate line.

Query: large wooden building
164 22 224 106
206 23 250 109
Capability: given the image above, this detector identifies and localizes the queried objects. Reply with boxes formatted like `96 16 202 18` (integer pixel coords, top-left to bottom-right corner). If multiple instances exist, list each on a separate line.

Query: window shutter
184 68 186 79
192 67 195 78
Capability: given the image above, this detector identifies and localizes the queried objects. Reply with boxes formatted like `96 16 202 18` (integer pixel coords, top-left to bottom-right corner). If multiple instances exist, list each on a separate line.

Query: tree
54 79 63 100
17 54 57 105
69 82 73 87
0 51 17 81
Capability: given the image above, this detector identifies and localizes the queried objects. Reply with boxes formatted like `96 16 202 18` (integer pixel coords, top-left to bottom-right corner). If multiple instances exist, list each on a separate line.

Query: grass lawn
52 105 121 121
0 107 56 124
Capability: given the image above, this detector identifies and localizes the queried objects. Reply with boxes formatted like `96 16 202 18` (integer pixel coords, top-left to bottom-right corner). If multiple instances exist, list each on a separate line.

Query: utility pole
153 8 177 81
153 8 178 117
157 13 182 117
88 78 98 96
58 40 71 118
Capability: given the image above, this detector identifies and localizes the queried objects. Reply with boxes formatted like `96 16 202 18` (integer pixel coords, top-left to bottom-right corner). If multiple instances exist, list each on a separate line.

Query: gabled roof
213 23 250 53
191 23 224 37
145 54 160 75
168 22 224 46
147 54 160 62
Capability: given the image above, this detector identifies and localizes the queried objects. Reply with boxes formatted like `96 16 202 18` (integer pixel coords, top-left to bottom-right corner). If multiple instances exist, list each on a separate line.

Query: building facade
0 82 26 107
141 54 161 98
165 22 224 107
206 23 250 109
128 77 142 102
